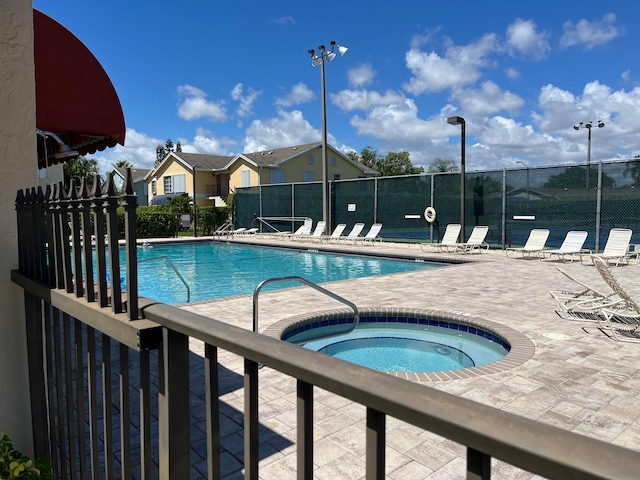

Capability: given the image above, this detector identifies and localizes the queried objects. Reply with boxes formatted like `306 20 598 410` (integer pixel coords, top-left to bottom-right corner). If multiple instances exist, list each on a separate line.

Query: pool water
285 321 509 373
126 242 440 304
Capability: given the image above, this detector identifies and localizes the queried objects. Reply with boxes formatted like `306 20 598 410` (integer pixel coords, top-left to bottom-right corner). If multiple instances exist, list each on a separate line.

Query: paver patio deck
171 236 640 479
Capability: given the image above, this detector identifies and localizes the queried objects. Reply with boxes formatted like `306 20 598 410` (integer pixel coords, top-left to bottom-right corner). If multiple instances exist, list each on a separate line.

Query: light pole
574 120 605 190
516 160 529 202
308 40 347 234
447 116 466 242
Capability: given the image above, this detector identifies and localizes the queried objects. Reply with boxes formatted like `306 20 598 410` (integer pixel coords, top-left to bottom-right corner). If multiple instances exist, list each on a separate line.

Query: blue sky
33 1 640 173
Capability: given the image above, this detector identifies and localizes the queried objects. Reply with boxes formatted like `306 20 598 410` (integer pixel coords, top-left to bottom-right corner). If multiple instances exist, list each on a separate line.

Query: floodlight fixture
307 40 348 232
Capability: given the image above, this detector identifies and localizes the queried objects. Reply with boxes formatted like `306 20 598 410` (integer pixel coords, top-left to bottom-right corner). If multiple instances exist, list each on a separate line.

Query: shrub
0 431 52 479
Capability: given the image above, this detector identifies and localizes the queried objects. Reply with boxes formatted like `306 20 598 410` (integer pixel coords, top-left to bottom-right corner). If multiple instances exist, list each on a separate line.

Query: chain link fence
234 158 640 250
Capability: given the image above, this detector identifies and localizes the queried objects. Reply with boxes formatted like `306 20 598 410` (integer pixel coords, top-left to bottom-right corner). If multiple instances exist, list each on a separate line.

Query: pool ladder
253 276 359 344
139 256 191 303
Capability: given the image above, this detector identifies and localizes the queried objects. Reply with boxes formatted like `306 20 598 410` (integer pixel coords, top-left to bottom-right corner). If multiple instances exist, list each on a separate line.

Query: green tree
543 166 615 188
375 151 424 177
623 159 640 186
348 146 382 170
63 156 100 189
155 138 183 168
114 160 133 168
427 157 459 173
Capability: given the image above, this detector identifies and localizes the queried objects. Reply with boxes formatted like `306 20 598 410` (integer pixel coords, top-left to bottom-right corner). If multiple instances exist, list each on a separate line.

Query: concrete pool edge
263 306 535 382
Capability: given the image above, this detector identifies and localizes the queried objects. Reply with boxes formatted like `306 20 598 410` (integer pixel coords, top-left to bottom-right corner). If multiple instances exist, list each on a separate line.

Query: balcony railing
206 184 229 197
12 168 640 479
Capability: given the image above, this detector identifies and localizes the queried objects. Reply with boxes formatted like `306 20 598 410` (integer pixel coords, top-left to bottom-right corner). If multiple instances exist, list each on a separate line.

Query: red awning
34 9 126 169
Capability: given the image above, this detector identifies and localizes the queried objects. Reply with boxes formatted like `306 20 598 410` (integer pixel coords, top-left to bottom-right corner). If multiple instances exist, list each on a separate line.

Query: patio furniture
593 257 640 342
319 224 347 243
581 228 636 266
359 223 383 245
421 223 461 252
540 230 589 262
550 266 619 321
339 223 365 243
505 229 550 258
446 225 489 253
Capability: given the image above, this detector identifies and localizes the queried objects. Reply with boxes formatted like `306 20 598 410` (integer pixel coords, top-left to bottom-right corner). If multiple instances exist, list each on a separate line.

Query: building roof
147 142 378 178
172 152 234 170
114 166 151 183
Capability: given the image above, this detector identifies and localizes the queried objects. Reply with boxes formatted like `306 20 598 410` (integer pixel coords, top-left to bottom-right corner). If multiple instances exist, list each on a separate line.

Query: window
151 180 157 195
331 156 337 167
163 174 186 194
270 170 285 184
173 174 186 193
303 171 314 182
308 154 314 165
241 170 250 187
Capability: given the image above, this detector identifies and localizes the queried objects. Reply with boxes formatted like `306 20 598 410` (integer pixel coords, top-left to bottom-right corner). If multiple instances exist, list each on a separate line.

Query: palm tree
114 160 133 168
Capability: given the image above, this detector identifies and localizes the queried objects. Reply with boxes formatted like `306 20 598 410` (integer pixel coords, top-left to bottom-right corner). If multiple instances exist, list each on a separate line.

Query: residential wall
148 158 191 199
229 158 260 190
283 146 366 182
0 0 36 454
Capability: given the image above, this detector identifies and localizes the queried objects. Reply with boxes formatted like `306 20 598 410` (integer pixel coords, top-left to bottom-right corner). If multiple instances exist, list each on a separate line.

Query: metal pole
460 120 466 242
586 128 591 191
320 57 330 232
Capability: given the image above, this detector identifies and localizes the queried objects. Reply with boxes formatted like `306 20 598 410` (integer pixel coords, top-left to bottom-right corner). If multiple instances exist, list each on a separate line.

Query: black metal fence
12 168 640 479
234 158 640 250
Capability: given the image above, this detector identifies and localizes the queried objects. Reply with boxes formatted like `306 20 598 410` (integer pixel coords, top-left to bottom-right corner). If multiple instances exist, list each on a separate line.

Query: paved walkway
175 237 640 479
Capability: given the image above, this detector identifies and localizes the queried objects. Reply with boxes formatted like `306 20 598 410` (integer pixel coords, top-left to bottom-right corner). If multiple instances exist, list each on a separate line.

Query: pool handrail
253 275 359 343
138 255 191 303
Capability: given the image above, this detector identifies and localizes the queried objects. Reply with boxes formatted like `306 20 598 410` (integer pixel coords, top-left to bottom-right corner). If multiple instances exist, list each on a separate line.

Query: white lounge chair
540 231 589 262
319 224 347 243
550 267 618 321
300 221 326 241
359 223 383 245
287 218 313 240
581 228 636 266
446 226 489 254
505 229 550 258
593 257 640 342
421 224 461 252
340 223 365 243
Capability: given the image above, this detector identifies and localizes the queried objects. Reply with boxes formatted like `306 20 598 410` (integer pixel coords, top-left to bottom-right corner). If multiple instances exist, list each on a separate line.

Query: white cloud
560 13 621 50
230 83 262 118
506 19 550 60
273 16 295 25
453 81 524 116
177 84 227 122
243 109 323 152
505 67 521 79
403 33 499 94
332 89 406 112
274 82 315 107
348 63 376 88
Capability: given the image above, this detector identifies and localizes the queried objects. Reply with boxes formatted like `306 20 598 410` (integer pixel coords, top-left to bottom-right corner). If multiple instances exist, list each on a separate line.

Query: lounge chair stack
592 257 640 342
549 267 618 321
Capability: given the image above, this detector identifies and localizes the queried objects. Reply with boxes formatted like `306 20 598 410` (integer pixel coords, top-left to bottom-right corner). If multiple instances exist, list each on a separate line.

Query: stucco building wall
0 0 36 454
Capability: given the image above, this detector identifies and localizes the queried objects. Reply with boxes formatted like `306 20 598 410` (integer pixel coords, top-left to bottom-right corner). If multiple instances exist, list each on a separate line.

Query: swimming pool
129 242 442 304
269 307 534 379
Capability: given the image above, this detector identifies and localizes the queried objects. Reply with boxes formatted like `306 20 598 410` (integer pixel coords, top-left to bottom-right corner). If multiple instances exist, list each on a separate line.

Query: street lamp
573 120 605 166
308 40 348 234
447 116 466 242
574 120 605 190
